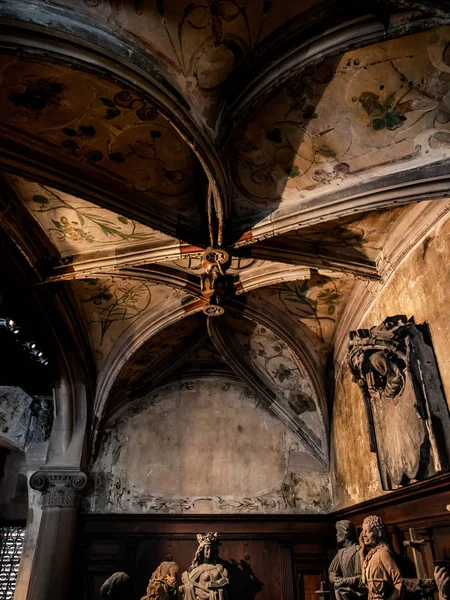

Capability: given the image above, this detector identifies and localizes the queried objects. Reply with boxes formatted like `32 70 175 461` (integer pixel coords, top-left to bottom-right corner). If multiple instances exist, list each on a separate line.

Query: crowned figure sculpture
179 532 229 600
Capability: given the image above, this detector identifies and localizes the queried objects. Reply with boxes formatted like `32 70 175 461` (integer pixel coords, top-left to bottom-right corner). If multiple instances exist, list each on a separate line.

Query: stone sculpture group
100 522 450 600
100 532 228 600
329 514 450 600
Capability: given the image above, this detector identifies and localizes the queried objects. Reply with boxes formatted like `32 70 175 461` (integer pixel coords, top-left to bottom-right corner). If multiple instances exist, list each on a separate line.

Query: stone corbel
29 470 88 507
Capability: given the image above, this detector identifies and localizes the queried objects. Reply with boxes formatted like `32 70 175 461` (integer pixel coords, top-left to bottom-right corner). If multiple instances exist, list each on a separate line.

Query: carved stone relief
348 316 450 490
0 386 51 449
30 396 54 442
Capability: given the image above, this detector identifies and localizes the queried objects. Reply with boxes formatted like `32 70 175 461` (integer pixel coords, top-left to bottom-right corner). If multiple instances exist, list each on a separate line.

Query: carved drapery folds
30 396 54 441
348 316 450 490
30 470 88 507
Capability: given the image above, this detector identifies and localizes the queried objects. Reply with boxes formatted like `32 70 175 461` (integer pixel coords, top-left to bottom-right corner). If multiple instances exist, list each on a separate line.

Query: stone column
26 470 87 600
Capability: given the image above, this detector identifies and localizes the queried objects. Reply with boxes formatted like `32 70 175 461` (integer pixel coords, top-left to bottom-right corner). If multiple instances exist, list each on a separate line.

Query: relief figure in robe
329 520 367 600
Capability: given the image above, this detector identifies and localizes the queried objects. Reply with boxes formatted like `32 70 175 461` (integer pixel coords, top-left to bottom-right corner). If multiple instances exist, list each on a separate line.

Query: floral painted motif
9 78 65 111
230 317 324 449
16 181 153 250
79 278 153 346
357 91 408 131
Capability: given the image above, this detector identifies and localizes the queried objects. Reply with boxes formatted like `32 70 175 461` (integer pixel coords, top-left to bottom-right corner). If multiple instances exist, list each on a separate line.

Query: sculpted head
100 572 132 600
362 515 387 547
336 520 357 545
189 532 220 570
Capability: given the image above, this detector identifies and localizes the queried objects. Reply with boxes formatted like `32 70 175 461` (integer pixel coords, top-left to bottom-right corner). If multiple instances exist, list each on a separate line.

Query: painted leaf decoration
62 128 77 137
384 112 405 130
372 118 385 130
105 108 121 119
279 290 316 318
32 194 49 204
79 124 96 137
109 152 126 163
302 105 318 119
99 97 115 107
118 216 128 224
266 128 282 143
317 146 336 157
383 93 395 110
51 219 63 230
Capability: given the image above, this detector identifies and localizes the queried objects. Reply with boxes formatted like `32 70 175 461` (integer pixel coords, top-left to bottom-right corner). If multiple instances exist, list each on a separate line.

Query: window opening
0 526 25 600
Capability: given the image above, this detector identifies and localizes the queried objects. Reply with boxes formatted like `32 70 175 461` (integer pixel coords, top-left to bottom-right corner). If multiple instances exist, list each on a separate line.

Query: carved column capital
30 470 88 507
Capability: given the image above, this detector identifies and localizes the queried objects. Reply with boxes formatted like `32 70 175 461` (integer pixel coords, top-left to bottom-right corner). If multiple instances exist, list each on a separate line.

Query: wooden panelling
76 474 450 600
76 516 333 600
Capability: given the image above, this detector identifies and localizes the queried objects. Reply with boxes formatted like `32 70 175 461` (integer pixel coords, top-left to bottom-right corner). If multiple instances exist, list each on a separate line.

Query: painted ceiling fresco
44 0 316 127
230 26 450 222
2 0 450 489
247 273 356 354
0 55 204 231
107 313 206 414
8 176 175 257
71 277 185 365
217 313 327 463
245 204 420 276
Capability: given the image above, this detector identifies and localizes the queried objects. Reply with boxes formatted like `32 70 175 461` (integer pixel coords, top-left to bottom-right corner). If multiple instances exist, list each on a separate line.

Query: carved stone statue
435 566 450 600
348 316 450 490
329 520 367 600
179 532 229 600
100 572 133 600
141 558 179 600
360 516 402 600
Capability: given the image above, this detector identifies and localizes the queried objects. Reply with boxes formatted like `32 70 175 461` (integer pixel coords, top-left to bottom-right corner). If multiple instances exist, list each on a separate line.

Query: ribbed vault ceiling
1 0 450 462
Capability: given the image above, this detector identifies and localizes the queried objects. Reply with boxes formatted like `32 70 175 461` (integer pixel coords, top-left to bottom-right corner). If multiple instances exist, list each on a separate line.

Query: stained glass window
0 526 25 600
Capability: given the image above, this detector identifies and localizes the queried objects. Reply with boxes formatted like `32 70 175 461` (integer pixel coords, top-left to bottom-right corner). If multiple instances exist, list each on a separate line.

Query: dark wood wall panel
77 474 450 600
77 516 333 600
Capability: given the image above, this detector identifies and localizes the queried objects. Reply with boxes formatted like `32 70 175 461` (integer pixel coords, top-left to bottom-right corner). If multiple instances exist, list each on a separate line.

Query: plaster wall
331 216 450 509
88 377 331 514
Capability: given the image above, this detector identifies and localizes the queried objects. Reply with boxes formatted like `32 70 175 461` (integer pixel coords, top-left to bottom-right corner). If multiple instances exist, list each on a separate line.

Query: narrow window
0 526 25 600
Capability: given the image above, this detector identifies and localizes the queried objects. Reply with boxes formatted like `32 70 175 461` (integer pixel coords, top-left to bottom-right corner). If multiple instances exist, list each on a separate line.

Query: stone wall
87 376 332 514
332 216 450 509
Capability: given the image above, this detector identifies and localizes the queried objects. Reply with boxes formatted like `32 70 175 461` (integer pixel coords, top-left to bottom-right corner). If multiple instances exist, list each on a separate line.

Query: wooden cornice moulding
79 512 335 538
332 471 450 528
